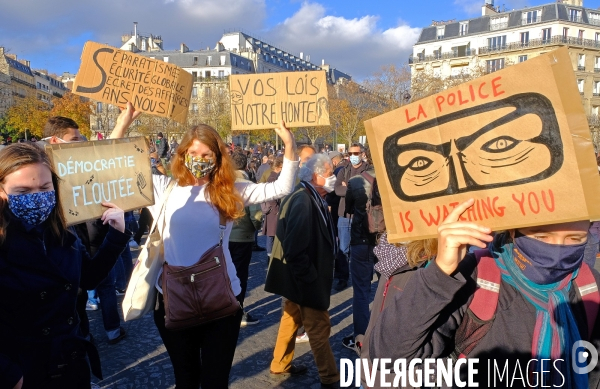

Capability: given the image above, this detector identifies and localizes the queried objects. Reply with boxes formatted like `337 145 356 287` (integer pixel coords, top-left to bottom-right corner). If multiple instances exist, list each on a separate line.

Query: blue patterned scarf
493 242 587 388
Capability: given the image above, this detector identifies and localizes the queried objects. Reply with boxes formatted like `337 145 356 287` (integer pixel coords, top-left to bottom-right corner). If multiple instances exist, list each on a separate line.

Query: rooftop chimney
300 52 304 60
180 43 189 53
134 22 138 39
482 0 498 16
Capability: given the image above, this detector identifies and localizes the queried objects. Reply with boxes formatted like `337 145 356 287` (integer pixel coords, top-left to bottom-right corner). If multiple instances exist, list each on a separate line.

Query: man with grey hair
265 154 340 388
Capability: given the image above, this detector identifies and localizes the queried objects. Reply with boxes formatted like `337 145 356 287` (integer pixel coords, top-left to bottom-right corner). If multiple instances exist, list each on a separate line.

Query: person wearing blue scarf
435 199 594 388
369 198 600 389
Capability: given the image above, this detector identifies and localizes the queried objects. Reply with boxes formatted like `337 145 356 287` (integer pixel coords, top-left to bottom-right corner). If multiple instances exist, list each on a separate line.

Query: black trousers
228 241 253 306
133 208 153 244
154 294 243 389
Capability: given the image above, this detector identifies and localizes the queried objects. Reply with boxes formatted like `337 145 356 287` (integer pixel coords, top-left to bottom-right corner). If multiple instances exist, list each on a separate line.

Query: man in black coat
265 154 339 388
156 132 169 166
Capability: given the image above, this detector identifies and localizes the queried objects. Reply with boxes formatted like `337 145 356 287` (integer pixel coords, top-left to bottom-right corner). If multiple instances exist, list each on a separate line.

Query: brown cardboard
229 70 330 130
45 137 154 225
72 41 193 124
365 47 600 242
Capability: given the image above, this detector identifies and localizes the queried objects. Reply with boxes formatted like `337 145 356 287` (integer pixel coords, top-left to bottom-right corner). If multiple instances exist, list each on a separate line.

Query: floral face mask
185 154 215 179
8 191 56 225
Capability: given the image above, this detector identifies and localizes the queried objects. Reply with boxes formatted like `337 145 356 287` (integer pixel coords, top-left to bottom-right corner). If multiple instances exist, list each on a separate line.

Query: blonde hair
406 239 438 268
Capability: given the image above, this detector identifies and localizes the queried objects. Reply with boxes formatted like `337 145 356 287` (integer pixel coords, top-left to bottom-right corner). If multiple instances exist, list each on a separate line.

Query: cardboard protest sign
72 41 193 124
229 70 330 130
45 137 154 225
365 47 600 242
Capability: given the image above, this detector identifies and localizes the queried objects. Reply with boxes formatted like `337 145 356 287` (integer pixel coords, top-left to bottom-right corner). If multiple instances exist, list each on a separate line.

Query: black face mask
513 231 586 284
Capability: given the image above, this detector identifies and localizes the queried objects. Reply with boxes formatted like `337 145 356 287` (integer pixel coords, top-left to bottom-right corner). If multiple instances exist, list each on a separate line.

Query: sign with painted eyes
365 47 600 242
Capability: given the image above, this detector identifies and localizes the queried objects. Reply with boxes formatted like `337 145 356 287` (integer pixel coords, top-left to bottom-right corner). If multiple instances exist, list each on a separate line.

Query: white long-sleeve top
149 157 299 296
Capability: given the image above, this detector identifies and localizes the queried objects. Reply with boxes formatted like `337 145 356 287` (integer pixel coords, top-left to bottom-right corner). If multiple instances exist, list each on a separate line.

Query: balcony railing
490 22 508 31
590 19 600 26
191 75 230 83
595 68 600 73
10 76 35 89
593 92 600 97
478 35 600 56
578 65 586 71
410 48 475 64
569 15 583 23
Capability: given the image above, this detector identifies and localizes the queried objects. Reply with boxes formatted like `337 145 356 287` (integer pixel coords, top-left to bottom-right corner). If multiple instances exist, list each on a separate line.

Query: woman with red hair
112 104 298 388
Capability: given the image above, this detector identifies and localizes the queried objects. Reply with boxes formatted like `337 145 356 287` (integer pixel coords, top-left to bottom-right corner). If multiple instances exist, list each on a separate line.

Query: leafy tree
5 94 50 138
50 92 92 138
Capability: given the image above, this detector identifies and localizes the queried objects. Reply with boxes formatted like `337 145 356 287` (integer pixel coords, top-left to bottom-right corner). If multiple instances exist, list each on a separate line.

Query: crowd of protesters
0 101 599 389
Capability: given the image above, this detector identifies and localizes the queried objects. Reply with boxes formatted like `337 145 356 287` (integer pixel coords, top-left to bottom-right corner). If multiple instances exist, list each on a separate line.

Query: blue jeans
96 266 122 339
115 246 133 291
350 244 375 337
335 217 351 281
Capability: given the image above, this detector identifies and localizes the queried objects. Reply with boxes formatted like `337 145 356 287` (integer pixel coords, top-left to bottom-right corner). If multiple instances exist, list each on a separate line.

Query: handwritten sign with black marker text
229 70 330 130
45 137 155 225
72 41 193 124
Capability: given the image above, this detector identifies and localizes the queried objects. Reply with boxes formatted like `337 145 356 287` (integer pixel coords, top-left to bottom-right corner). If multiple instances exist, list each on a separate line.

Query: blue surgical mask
349 155 361 166
8 191 56 226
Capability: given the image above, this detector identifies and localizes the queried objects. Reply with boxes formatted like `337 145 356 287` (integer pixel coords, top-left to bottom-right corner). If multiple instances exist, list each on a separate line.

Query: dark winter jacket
264 184 335 311
334 161 369 218
0 216 130 389
345 168 377 246
369 237 600 388
261 171 281 237
156 138 169 158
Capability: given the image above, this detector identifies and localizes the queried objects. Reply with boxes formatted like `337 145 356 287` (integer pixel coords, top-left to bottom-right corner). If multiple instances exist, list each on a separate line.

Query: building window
433 47 442 59
520 32 529 45
488 36 506 50
595 57 600 71
96 102 103 113
164 56 169 63
490 16 508 31
486 58 505 73
523 10 540 24
570 9 582 23
205 87 211 97
578 79 584 93
578 54 586 71
437 26 445 40
207 56 212 66
590 12 600 26
518 55 528 63
594 81 600 95
542 28 552 42
205 71 211 78
592 106 599 116
192 87 197 97
220 55 226 66
192 103 198 112
563 27 569 38
218 70 224 78
192 71 198 80
460 22 468 36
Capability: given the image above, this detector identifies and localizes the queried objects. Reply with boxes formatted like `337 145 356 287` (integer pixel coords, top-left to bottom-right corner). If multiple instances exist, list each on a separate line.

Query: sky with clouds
2 0 600 80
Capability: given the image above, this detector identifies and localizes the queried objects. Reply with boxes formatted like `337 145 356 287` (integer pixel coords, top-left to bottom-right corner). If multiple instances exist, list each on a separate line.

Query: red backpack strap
471 249 501 321
574 263 600 340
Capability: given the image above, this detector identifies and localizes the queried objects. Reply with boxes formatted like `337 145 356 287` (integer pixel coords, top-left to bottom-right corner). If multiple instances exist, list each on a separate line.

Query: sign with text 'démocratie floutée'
229 70 330 130
45 137 154 225
72 41 193 124
365 47 600 242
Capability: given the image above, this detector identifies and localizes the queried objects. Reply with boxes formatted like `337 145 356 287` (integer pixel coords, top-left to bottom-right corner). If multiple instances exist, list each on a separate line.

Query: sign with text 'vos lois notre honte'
72 41 193 124
365 47 600 242
45 137 154 225
229 70 330 130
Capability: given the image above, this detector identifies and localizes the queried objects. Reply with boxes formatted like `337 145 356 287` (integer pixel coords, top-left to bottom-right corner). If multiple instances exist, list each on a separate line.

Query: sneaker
115 289 126 296
86 301 98 311
295 332 309 343
240 312 260 327
252 245 266 251
342 335 356 350
107 327 127 345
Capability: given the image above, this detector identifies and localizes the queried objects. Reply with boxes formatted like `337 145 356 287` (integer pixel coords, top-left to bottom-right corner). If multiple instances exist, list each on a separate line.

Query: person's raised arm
109 102 142 139
273 120 296 162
